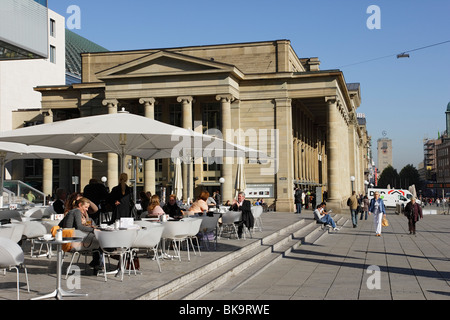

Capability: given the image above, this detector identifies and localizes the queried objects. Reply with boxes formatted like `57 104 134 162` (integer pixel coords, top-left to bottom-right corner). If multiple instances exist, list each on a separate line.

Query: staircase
136 213 348 300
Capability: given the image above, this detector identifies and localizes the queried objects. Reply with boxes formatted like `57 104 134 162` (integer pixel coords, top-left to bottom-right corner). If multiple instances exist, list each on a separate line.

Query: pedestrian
313 202 339 231
109 172 133 221
347 191 359 228
360 195 369 220
404 197 423 235
368 191 386 237
294 187 302 214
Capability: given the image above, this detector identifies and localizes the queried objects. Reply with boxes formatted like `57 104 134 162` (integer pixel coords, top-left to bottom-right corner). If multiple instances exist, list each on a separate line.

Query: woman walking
368 191 386 237
404 197 423 235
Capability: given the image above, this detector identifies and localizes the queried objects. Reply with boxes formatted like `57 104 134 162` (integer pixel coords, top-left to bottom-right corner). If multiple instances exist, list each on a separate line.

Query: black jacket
230 199 254 230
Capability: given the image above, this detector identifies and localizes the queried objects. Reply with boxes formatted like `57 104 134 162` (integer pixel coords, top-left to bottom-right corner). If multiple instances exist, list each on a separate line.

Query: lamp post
350 176 356 193
219 177 225 205
364 180 369 196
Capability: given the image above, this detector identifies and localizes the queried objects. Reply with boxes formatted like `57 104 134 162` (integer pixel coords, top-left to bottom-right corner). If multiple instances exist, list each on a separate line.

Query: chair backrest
0 210 22 222
185 218 202 237
133 222 164 248
23 207 46 219
161 221 190 239
221 211 241 224
21 221 47 238
200 215 220 232
0 237 24 267
0 224 25 243
251 206 263 218
94 229 137 250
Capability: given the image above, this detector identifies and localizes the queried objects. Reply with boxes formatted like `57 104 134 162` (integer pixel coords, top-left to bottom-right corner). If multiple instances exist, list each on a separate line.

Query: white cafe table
32 237 88 300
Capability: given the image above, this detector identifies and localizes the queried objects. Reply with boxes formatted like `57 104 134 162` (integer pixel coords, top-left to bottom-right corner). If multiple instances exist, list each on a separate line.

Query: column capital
41 109 53 118
102 98 119 106
273 98 292 106
325 96 339 105
177 96 194 104
139 98 157 106
216 94 236 103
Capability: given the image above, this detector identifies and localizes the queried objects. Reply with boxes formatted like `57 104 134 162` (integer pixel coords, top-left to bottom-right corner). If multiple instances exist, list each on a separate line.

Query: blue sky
48 0 450 171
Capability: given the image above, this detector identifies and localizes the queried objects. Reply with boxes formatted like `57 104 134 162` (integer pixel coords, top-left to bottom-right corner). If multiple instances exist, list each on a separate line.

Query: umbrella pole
0 154 5 208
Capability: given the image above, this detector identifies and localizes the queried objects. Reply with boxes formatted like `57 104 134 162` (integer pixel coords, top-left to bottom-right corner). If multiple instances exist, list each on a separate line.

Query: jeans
360 210 368 220
350 209 358 226
295 203 302 214
320 215 336 228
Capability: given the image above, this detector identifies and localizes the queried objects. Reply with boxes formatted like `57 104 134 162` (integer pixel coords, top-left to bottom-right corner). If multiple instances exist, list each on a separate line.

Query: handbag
382 216 389 227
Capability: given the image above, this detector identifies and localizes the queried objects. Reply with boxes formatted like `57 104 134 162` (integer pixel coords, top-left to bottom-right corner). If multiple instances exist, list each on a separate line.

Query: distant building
377 138 392 174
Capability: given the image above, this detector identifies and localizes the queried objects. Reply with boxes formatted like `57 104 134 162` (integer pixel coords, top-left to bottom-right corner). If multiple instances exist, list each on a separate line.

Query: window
49 45 56 63
50 19 56 37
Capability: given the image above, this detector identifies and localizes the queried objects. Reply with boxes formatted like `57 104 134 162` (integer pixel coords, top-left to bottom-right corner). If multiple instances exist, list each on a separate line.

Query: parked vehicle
368 188 421 207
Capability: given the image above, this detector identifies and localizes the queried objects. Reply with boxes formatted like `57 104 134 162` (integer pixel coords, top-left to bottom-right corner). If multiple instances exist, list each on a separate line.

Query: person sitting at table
53 188 67 214
188 190 209 215
64 192 99 219
58 197 101 273
229 191 254 238
163 194 183 219
145 194 165 218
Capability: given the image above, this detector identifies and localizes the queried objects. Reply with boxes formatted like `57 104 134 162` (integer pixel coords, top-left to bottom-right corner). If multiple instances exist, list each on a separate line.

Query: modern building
0 8 107 194
13 39 370 212
377 137 392 175
0 0 49 60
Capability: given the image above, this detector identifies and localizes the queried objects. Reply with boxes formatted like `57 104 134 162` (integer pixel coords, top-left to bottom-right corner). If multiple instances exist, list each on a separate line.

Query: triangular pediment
96 50 243 80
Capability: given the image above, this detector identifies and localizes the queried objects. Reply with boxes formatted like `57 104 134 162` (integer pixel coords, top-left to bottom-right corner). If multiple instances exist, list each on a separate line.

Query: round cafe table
32 237 88 300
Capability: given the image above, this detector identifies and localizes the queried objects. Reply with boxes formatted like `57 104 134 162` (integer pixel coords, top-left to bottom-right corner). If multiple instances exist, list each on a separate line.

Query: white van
368 188 420 208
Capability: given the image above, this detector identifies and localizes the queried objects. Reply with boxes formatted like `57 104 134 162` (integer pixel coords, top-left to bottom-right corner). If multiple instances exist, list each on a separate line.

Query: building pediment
96 50 244 80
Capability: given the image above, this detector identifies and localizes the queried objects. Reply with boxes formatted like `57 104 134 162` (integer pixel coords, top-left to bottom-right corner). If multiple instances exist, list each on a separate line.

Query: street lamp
364 180 369 195
219 177 225 205
350 176 356 193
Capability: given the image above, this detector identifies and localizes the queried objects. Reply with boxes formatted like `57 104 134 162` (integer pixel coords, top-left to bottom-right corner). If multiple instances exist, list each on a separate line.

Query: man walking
348 191 359 228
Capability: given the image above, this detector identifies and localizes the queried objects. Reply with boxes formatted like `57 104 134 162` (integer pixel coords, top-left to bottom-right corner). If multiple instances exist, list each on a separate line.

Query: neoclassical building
14 39 370 212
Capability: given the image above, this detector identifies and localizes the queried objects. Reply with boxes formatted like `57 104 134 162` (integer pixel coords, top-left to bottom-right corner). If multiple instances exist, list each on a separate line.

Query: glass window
49 45 56 63
50 19 56 37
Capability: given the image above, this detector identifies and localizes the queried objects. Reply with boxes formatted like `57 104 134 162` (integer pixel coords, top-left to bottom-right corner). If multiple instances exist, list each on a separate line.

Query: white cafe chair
21 221 51 257
23 207 46 220
0 237 30 300
218 211 242 239
65 230 99 279
0 223 25 244
185 217 203 257
94 229 138 282
199 214 220 250
251 206 263 233
131 221 164 272
161 220 191 261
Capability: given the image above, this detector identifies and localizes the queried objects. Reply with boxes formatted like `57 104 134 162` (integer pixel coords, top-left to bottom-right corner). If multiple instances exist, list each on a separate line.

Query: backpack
347 197 351 206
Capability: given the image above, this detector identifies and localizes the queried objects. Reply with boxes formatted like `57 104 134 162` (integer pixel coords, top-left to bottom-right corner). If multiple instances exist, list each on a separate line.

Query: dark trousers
408 219 417 233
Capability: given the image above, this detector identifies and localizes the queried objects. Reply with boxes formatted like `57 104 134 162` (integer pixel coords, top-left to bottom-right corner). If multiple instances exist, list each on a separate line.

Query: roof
447 101 450 112
65 29 108 77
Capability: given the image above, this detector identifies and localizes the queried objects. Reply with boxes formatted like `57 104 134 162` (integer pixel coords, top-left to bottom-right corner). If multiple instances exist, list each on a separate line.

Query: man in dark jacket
404 197 423 235
230 191 254 238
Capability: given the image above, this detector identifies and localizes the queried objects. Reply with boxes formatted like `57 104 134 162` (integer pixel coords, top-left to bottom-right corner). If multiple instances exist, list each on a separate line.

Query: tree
399 164 421 189
377 165 399 188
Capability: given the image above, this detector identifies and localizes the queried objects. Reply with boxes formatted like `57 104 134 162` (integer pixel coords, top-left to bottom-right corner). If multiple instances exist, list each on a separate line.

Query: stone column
102 99 119 189
325 97 341 211
216 94 234 204
177 96 194 201
42 110 53 197
139 98 156 194
274 98 294 212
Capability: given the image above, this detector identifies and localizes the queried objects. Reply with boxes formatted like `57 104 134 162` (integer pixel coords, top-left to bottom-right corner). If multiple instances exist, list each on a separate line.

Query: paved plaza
1 207 450 303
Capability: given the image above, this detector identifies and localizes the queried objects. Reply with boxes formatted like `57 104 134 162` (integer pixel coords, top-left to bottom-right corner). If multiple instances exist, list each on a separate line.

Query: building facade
14 40 370 212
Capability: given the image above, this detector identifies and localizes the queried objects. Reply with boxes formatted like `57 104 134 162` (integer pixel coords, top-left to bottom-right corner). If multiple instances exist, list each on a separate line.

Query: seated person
53 188 67 214
188 190 209 215
229 191 254 238
163 194 183 219
145 194 165 218
58 197 101 272
313 202 339 231
206 195 216 208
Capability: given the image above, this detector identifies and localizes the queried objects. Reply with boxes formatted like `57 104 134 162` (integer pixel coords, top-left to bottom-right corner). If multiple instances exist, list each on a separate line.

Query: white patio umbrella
0 110 255 171
0 141 100 207
173 158 183 201
234 158 247 199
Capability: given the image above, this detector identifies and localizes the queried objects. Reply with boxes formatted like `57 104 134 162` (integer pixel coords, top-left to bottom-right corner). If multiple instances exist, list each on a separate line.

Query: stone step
141 214 345 300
